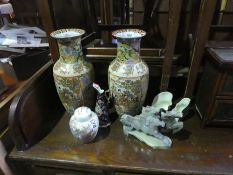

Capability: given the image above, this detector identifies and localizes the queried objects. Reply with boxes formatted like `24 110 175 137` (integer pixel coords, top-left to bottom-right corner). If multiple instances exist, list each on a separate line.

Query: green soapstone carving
120 92 191 149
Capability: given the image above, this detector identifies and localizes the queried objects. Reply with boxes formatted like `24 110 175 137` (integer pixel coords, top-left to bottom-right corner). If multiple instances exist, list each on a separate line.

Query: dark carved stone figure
93 83 110 127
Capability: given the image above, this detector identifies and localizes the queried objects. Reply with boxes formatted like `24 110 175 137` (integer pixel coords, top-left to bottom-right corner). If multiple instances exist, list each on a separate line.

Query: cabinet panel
208 99 233 126
196 47 233 126
196 60 220 119
217 72 233 96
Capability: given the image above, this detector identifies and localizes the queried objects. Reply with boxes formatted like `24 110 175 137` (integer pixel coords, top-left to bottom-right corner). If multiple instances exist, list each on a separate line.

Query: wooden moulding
85 47 180 69
206 47 233 69
85 47 164 57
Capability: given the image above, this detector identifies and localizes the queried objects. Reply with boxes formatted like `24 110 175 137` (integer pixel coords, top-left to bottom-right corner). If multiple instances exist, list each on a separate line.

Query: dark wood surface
9 110 233 175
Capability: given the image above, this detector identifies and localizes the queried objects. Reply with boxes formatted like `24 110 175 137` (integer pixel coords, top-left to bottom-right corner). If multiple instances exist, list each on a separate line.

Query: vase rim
112 29 146 39
50 28 85 39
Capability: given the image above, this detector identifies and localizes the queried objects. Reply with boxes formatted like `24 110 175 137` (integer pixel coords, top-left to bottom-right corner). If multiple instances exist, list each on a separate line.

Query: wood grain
9 111 233 175
37 0 59 61
185 0 217 97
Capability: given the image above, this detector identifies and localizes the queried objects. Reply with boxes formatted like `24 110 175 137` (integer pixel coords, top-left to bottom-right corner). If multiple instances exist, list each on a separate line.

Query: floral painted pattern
109 29 149 116
95 92 110 127
109 75 148 116
116 38 140 63
54 73 94 114
51 29 95 114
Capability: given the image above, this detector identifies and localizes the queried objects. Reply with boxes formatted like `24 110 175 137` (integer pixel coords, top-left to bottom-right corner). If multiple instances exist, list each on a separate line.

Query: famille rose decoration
69 106 99 143
51 29 95 114
108 29 149 116
93 83 111 127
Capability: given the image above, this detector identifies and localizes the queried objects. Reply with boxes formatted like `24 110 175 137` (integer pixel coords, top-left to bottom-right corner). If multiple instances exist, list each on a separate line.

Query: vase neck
57 37 83 63
116 38 141 63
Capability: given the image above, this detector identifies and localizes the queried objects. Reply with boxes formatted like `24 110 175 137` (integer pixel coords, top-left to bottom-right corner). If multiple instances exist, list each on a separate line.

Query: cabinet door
217 72 233 96
207 99 233 126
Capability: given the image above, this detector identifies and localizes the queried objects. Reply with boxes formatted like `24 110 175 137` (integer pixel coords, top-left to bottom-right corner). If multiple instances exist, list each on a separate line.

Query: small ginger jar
69 106 99 143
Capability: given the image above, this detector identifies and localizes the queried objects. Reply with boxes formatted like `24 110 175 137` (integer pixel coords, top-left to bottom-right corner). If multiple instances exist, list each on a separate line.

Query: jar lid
73 106 92 122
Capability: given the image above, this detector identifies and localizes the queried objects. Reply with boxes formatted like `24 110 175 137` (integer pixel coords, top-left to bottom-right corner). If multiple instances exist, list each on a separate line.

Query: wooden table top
9 112 233 175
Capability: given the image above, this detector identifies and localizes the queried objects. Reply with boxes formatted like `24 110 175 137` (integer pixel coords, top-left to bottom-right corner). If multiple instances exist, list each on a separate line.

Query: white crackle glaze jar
69 106 99 143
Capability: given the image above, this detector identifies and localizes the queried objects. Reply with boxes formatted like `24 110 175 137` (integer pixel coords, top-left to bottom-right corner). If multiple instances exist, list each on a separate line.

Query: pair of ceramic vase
51 28 149 117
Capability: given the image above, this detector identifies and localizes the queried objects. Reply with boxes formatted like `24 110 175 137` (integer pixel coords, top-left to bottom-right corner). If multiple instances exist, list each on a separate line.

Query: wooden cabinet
196 47 233 126
7 62 233 175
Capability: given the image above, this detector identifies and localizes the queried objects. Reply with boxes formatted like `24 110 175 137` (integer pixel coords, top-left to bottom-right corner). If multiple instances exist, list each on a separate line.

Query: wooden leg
160 0 182 91
37 0 59 61
184 0 217 97
100 0 113 41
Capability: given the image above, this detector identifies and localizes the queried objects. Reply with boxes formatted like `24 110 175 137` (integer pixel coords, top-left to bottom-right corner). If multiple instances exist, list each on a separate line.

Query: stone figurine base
128 131 170 149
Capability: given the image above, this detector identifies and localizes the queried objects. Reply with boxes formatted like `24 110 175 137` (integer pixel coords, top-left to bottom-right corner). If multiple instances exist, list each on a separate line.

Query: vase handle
105 89 112 104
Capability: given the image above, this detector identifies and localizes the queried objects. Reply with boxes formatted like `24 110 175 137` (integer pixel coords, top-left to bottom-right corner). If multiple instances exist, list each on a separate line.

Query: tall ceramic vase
51 29 94 114
108 29 149 116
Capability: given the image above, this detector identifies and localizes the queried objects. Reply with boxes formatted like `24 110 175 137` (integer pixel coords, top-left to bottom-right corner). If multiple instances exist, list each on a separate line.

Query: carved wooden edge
8 61 53 151
207 48 233 69
184 0 217 97
206 41 233 48
210 25 233 32
160 0 183 91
